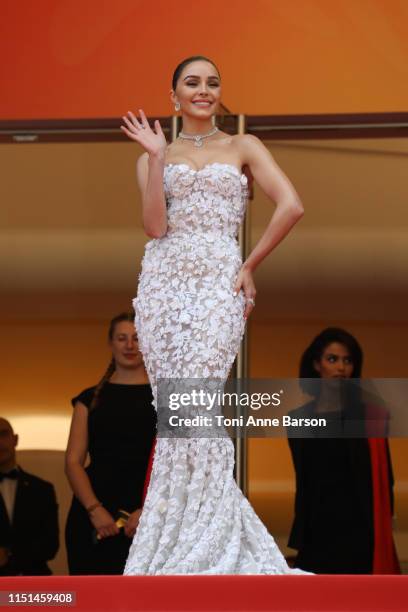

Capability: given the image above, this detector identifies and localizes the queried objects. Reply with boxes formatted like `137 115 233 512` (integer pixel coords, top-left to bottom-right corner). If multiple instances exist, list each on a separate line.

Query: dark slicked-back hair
172 55 220 91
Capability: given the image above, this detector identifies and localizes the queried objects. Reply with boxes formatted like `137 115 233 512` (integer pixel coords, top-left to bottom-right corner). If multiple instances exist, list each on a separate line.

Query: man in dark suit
0 418 59 575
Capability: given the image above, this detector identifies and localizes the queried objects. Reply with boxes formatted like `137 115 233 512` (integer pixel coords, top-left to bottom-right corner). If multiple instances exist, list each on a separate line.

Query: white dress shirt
0 465 18 523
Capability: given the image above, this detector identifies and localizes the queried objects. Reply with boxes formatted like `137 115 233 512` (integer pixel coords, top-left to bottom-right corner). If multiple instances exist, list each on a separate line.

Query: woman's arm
121 110 168 239
136 151 168 238
240 134 304 273
65 402 119 538
233 134 304 318
64 402 98 510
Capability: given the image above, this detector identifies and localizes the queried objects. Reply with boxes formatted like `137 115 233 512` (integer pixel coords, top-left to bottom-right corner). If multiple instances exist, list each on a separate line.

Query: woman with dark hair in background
120 55 309 575
287 327 400 574
65 311 156 574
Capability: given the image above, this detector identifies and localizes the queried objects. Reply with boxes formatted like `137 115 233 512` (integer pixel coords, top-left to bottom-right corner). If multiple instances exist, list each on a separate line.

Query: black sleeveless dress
65 382 156 575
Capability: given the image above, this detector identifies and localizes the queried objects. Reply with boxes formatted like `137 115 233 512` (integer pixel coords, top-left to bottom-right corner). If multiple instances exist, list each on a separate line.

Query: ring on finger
246 297 255 306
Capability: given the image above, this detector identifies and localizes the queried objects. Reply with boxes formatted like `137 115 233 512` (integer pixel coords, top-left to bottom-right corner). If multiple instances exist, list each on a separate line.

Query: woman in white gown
120 56 308 575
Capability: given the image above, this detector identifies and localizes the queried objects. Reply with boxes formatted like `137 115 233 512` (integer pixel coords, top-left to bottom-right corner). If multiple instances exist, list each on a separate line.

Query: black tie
0 468 19 482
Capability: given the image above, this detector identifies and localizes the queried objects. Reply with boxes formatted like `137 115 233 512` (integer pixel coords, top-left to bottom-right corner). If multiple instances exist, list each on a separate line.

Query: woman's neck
180 117 215 135
109 367 149 385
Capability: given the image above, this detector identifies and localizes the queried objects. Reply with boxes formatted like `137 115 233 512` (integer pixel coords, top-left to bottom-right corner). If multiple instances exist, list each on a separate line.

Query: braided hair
89 310 136 412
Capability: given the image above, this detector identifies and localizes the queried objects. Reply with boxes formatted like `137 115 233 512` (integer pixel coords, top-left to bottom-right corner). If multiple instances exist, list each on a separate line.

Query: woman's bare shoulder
230 133 272 168
232 133 264 153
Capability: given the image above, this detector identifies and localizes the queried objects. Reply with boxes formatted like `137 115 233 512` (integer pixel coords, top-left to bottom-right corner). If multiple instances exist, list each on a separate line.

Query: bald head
0 418 18 470
0 418 14 434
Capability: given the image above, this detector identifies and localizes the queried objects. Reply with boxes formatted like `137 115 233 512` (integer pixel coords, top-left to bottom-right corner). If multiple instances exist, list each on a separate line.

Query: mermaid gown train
124 162 308 575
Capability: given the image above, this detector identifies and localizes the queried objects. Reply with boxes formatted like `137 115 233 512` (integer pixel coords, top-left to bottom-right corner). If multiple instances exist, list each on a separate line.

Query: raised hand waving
120 109 167 156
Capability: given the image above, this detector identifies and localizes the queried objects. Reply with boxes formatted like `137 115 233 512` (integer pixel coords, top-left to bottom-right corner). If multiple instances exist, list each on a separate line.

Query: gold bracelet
86 501 103 514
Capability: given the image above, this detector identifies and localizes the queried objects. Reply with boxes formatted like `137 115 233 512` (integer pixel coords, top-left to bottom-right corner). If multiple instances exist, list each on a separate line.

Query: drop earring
174 102 181 111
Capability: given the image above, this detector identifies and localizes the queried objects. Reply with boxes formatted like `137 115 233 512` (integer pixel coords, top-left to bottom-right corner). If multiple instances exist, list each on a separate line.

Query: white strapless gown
124 163 308 575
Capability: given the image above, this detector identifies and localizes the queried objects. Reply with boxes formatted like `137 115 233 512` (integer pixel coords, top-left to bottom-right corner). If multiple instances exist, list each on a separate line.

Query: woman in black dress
287 327 399 574
65 311 156 575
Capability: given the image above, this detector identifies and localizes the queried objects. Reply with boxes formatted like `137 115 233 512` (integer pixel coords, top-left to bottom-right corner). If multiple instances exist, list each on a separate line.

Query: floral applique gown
124 162 309 575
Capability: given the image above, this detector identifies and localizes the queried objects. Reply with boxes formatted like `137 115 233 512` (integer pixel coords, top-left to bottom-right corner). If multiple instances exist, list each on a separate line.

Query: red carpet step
1 575 408 612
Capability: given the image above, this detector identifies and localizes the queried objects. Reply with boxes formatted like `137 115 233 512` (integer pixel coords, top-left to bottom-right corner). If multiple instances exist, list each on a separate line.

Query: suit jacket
0 467 59 575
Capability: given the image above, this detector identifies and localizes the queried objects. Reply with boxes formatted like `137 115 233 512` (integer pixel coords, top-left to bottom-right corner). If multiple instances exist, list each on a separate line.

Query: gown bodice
163 162 248 238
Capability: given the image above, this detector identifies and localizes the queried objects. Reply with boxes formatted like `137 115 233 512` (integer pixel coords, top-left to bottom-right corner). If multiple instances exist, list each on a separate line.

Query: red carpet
1 575 407 611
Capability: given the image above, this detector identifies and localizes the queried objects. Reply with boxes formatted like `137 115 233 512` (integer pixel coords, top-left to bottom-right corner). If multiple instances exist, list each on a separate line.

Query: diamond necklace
178 126 219 148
